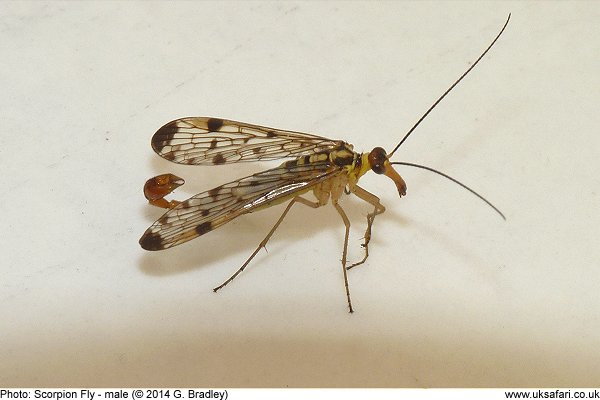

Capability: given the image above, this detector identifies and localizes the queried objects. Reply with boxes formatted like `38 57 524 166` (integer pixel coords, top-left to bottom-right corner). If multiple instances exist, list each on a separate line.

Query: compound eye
368 147 387 174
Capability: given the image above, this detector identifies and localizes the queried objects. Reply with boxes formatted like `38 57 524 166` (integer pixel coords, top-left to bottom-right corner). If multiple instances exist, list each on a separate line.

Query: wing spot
208 187 221 199
212 153 226 164
207 118 224 132
201 209 210 216
283 160 297 169
139 232 164 250
195 222 212 235
152 123 178 153
209 139 218 150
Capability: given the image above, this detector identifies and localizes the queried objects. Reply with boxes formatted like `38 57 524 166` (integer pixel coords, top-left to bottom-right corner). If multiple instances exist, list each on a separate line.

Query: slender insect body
282 145 357 206
140 15 510 312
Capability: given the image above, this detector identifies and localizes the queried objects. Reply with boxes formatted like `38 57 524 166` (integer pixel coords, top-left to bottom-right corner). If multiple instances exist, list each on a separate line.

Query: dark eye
368 147 387 174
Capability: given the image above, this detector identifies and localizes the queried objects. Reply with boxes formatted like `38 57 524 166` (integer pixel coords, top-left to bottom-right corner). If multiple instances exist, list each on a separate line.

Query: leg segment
347 185 386 270
213 196 321 292
333 201 354 313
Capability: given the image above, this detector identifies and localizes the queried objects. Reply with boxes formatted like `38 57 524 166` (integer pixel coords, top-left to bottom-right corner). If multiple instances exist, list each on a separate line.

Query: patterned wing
139 160 343 250
151 117 346 165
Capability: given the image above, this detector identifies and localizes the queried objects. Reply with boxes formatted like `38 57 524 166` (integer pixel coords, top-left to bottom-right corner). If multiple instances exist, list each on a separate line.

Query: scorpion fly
140 15 510 312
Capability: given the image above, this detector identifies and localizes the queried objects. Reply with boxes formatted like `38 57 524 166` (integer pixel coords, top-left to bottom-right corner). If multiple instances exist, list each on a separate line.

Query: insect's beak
383 161 407 197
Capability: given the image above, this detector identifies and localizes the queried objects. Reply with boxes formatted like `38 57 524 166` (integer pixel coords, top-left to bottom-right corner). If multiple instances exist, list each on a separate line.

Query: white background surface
1 1 599 387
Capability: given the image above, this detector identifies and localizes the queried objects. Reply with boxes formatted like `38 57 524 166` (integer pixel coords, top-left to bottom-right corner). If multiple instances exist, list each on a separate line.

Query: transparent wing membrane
140 160 342 250
152 117 345 165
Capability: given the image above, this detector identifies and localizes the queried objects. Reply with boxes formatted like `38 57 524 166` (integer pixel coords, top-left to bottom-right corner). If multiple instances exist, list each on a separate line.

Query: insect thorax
282 142 357 169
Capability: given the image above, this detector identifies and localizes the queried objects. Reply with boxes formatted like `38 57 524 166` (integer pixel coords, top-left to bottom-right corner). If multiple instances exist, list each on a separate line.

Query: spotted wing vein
140 160 342 250
152 117 345 165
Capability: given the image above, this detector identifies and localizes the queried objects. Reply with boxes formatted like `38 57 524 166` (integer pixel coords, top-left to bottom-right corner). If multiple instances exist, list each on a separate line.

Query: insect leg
347 185 386 270
213 196 321 292
333 201 354 313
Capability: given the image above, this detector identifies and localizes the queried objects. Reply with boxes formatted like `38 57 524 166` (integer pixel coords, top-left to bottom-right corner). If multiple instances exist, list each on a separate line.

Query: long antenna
388 14 510 158
391 161 506 220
